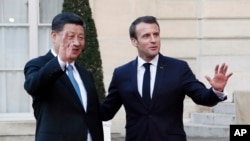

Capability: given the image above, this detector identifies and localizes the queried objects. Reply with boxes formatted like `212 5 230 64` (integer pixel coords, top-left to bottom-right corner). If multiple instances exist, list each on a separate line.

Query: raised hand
58 31 72 63
205 63 233 92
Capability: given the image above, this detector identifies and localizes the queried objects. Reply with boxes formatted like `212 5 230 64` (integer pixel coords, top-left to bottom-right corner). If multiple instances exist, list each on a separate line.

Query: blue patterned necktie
67 65 82 103
142 63 151 105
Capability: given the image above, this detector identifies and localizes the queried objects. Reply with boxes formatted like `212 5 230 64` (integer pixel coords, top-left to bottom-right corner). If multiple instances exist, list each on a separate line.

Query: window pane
0 72 7 112
0 26 29 113
0 0 28 23
0 27 29 69
38 27 53 55
3 71 30 113
39 0 64 23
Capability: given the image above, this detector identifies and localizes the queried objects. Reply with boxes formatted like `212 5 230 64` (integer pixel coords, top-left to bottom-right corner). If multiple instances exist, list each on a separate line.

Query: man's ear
51 31 57 43
131 38 138 47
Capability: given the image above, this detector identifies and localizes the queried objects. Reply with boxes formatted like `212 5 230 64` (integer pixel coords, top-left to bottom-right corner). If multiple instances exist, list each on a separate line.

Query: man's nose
72 38 80 46
150 35 156 42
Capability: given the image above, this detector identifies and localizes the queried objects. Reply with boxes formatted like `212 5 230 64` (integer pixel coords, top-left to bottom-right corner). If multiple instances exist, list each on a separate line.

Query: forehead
62 23 84 34
135 22 159 35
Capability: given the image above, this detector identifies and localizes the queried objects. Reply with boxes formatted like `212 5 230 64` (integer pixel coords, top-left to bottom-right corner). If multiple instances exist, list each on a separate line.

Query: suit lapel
130 58 146 106
46 51 85 112
75 64 90 113
130 58 152 109
151 54 167 108
61 73 86 112
44 51 55 61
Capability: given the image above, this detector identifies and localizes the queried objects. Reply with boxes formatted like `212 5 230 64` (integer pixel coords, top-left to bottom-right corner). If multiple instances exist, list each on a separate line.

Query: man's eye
68 35 74 38
142 35 149 39
154 33 159 37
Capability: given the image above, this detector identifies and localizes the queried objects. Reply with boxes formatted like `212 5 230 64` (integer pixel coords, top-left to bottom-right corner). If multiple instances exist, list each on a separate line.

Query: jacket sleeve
100 68 123 121
24 56 64 97
181 61 225 106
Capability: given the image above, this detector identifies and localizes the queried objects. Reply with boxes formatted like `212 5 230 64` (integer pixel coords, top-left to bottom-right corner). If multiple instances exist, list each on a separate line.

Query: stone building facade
0 0 250 140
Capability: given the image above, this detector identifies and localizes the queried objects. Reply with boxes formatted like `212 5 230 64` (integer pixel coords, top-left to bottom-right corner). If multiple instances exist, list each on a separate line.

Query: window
0 0 63 113
38 0 63 54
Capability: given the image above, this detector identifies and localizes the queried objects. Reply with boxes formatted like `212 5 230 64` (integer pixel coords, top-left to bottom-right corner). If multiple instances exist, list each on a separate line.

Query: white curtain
38 0 63 55
0 0 29 113
0 0 63 113
0 27 29 113
0 0 28 23
39 0 64 23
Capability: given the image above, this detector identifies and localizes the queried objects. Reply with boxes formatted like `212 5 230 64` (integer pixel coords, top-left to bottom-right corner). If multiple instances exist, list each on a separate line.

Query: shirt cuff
57 56 67 71
212 88 227 100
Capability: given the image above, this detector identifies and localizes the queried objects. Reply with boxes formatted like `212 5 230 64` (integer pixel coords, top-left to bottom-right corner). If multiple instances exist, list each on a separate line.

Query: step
184 119 229 138
0 114 111 141
212 102 235 114
190 112 236 126
0 113 35 136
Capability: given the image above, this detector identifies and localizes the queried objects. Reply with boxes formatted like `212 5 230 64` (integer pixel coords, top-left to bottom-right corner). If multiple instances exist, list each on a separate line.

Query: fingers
219 63 228 74
58 31 71 62
216 63 230 75
205 76 211 83
62 31 70 48
214 64 219 74
216 63 233 79
219 63 225 74
226 72 233 79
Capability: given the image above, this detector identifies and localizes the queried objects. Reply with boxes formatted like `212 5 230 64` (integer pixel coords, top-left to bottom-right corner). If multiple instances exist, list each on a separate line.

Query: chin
70 55 79 60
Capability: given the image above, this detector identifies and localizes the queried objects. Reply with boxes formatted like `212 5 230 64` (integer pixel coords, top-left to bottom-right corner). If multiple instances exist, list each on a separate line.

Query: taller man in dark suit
24 12 104 141
101 16 233 141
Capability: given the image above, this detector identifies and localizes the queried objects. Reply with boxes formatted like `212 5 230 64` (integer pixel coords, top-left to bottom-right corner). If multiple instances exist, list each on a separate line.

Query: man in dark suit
24 12 103 141
101 16 233 141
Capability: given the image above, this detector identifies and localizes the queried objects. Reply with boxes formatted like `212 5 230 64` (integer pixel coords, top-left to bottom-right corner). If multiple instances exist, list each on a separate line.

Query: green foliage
62 0 106 101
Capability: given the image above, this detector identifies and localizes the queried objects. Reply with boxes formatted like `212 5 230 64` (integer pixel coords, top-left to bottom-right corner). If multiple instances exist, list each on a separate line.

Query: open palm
205 63 233 92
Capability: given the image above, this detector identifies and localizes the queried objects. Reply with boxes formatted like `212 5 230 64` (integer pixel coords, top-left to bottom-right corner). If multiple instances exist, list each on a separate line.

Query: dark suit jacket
24 51 104 141
101 53 225 141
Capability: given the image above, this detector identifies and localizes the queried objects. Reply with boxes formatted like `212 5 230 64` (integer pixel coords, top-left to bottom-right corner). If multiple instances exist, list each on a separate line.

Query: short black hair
51 12 85 33
129 16 160 39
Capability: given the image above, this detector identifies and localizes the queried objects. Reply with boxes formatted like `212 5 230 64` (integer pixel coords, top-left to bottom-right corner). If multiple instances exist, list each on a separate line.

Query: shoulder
117 60 135 69
114 59 136 73
76 64 91 74
159 54 188 66
25 51 54 67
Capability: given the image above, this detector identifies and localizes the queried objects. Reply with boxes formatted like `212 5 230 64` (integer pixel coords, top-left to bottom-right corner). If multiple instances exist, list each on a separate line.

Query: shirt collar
51 49 57 57
50 49 76 68
137 54 159 69
67 61 76 68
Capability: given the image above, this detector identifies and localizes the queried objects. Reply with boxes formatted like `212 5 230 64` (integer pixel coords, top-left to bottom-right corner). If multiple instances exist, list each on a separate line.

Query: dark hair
129 16 160 39
51 12 86 33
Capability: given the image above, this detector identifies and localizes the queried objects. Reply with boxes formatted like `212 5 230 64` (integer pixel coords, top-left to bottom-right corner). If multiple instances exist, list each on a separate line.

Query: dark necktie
142 63 151 105
67 65 82 103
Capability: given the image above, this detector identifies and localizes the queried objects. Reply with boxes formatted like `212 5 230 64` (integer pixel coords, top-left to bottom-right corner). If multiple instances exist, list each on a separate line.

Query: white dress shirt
51 49 92 141
137 54 159 98
136 53 226 100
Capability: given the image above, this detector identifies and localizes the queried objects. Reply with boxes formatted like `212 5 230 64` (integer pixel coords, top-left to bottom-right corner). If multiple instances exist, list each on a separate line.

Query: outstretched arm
205 63 233 92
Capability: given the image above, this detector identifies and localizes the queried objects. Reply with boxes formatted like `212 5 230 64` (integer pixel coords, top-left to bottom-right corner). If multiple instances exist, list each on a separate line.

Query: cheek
81 41 85 48
55 37 63 44
138 46 147 52
139 42 148 49
53 39 60 47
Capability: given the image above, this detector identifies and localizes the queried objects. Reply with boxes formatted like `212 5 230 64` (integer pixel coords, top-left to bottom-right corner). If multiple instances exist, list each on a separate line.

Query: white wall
91 0 250 135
